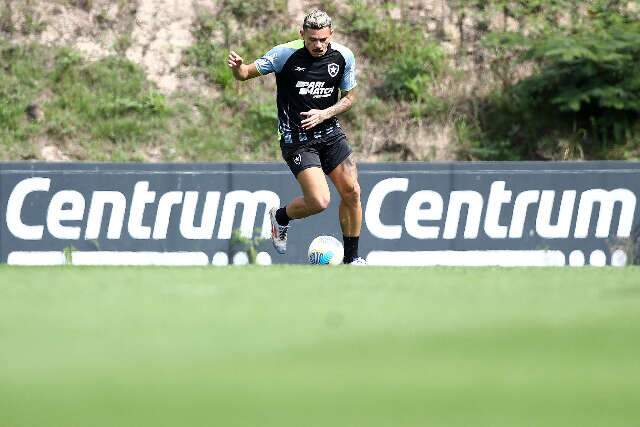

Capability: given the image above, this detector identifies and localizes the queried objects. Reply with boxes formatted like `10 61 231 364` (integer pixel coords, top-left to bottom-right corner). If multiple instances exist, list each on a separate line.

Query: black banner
1 161 638 266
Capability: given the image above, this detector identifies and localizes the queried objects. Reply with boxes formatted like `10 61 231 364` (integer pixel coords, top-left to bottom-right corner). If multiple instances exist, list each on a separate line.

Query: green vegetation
0 42 169 160
1 266 639 426
183 1 299 161
453 0 640 160
0 33 277 162
345 0 446 102
230 228 265 264
1 0 638 161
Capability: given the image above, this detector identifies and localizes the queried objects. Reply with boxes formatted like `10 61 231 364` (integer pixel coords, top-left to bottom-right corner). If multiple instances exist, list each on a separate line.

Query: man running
227 9 366 264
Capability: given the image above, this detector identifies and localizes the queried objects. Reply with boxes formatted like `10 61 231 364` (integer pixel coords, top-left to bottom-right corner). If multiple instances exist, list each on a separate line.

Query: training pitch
1 266 639 427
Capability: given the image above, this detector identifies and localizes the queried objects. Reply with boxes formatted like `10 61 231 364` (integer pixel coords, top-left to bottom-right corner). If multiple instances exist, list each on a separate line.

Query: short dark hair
303 10 332 30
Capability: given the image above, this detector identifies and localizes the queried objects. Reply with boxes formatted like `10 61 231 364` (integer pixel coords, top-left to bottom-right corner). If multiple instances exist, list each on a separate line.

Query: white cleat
269 207 289 254
348 257 368 266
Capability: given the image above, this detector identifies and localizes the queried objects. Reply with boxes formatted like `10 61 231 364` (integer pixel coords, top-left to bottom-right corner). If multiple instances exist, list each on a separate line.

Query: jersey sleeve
339 49 357 91
254 42 299 75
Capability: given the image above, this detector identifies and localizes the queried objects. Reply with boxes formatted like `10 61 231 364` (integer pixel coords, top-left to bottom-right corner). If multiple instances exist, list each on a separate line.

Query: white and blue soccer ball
308 235 344 265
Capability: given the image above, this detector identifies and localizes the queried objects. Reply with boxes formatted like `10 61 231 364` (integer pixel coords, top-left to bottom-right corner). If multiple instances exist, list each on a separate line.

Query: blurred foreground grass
1 266 639 426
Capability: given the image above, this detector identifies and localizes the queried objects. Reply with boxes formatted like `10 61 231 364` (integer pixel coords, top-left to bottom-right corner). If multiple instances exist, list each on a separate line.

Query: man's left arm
300 90 356 131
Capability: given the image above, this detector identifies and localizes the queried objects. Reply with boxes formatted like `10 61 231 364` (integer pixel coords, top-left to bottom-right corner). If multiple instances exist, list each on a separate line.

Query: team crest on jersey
328 63 339 77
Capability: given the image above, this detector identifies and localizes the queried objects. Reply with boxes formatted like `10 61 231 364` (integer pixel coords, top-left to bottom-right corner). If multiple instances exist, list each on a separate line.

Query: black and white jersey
254 39 357 146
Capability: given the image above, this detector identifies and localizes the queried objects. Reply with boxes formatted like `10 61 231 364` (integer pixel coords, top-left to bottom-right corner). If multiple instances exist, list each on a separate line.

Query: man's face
301 27 332 57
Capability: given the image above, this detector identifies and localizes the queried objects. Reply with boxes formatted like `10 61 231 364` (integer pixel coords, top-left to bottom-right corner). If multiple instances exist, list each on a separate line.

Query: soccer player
227 10 366 265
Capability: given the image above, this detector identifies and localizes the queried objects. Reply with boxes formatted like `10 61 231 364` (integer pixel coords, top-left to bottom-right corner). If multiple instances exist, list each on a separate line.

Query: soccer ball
308 235 344 265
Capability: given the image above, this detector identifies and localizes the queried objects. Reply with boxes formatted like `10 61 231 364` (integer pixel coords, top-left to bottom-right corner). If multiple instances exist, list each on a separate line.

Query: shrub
477 1 640 159
344 0 445 101
383 43 445 101
186 12 297 90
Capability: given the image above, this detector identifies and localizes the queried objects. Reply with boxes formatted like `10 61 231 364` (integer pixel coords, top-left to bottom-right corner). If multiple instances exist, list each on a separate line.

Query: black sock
343 236 359 263
275 206 291 226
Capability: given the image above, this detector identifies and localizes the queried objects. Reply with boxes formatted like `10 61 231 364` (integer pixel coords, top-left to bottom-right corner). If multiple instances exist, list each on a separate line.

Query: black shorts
281 132 352 177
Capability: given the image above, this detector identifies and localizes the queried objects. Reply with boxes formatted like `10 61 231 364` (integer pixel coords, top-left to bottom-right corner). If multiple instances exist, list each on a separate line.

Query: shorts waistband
280 123 343 145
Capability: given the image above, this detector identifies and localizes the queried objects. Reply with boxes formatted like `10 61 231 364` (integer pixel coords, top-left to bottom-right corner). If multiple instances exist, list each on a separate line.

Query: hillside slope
1 0 638 162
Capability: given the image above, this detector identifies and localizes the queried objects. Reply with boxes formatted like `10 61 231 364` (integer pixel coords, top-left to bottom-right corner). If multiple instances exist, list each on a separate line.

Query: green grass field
1 266 639 427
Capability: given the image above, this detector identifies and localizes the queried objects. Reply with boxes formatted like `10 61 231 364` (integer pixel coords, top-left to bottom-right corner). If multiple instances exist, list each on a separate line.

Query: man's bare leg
270 167 330 254
329 155 361 236
329 155 362 262
285 167 331 219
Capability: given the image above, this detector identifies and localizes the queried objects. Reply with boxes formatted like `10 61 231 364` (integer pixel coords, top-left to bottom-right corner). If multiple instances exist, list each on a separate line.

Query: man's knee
306 194 330 214
341 181 361 206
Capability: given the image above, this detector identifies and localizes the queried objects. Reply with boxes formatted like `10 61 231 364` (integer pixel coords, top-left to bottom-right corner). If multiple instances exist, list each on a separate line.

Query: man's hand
300 90 356 130
300 109 329 130
227 51 244 70
227 51 260 81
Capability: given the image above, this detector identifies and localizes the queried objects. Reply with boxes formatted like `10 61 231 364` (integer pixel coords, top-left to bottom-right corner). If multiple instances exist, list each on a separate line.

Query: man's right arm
227 51 262 81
